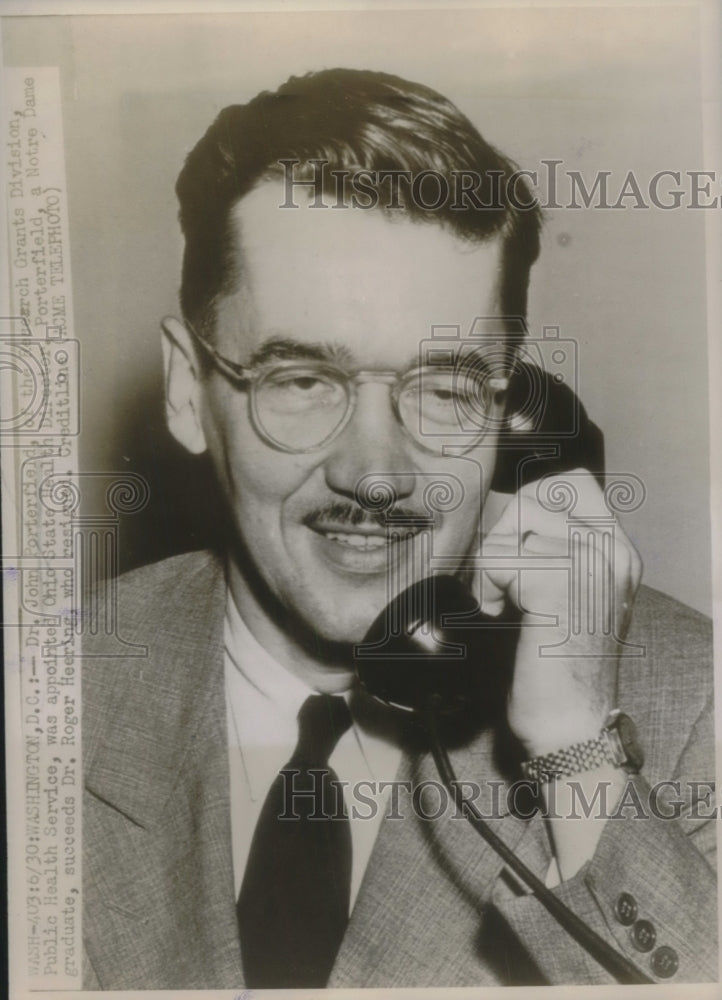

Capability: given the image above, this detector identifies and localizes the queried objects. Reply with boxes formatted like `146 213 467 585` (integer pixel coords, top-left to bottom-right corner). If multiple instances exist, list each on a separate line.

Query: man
82 69 716 988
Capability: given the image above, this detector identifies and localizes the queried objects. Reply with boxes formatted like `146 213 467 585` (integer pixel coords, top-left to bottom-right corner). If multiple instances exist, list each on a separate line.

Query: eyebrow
246 338 355 367
245 336 495 373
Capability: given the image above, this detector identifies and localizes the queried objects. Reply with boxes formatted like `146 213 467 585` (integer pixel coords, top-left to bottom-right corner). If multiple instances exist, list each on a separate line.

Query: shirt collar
224 586 314 721
224 589 395 794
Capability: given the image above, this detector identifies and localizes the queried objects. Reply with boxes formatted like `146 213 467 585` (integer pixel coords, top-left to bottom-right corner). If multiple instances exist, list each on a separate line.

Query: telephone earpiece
491 362 605 493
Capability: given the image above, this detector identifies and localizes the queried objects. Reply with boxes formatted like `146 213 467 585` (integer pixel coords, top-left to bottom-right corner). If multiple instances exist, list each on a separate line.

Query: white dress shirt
224 591 403 910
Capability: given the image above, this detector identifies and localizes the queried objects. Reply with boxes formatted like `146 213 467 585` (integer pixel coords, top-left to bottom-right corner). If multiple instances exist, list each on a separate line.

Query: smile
320 530 419 550
307 521 426 574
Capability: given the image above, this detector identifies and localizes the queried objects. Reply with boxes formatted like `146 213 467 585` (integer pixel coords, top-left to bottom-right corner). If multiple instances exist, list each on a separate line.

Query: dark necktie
237 693 353 988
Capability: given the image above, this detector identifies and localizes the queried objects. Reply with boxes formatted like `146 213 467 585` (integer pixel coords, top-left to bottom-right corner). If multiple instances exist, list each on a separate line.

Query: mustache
303 501 431 531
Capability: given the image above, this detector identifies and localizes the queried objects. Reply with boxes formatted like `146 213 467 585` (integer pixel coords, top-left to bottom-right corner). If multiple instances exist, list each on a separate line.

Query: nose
322 382 418 503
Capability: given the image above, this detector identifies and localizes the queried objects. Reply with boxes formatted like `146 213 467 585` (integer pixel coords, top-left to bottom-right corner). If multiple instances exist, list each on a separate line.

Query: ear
160 316 208 455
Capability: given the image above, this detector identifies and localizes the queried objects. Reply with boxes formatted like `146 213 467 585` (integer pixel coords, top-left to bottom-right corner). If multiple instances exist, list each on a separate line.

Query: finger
487 470 612 543
479 534 569 616
481 471 643 630
486 476 641 587
480 527 639 637
526 468 610 521
532 475 643 600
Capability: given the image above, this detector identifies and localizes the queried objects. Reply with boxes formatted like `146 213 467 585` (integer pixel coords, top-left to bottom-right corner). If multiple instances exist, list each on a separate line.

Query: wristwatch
520 710 644 782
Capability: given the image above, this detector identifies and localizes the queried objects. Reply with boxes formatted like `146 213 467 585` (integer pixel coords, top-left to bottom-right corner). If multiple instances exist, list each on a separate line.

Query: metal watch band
520 734 613 782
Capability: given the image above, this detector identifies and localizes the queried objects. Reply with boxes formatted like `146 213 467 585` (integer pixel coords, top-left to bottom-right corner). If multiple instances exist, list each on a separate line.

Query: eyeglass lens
252 363 500 453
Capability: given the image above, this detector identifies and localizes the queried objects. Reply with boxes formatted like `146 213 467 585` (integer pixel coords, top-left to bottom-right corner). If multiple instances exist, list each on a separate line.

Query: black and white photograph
2 1 720 994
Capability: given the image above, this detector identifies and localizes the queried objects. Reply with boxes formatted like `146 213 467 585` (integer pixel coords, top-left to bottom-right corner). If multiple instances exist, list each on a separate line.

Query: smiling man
163 182 506 672
82 69 716 989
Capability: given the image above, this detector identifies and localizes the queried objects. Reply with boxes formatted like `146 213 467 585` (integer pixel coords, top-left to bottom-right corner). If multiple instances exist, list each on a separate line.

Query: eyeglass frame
184 320 512 455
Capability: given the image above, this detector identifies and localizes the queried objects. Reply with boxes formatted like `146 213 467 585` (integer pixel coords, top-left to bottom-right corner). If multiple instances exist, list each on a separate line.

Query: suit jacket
82 550 717 988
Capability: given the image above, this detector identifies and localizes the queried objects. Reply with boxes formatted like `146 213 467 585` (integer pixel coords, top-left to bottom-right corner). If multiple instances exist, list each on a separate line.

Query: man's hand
479 470 642 758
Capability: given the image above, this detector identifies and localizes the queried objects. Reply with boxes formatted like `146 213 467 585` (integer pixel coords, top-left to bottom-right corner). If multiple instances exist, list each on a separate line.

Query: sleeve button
651 945 679 978
631 919 656 952
614 892 638 925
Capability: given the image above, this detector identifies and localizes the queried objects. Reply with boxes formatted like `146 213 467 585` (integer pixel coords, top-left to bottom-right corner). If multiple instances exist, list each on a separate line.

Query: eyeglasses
187 323 511 455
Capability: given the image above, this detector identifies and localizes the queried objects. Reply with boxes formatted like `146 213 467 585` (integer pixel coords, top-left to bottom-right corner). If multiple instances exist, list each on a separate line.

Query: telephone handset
355 364 605 716
353 369 653 985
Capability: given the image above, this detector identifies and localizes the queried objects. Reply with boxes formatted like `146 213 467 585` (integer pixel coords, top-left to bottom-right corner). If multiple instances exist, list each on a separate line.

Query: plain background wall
3 7 713 614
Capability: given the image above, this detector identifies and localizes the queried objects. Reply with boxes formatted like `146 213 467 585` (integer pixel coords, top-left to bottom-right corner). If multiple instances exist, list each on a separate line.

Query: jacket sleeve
490 692 717 984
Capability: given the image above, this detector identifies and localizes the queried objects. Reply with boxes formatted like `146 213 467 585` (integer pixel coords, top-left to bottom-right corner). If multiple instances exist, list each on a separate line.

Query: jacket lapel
83 552 244 988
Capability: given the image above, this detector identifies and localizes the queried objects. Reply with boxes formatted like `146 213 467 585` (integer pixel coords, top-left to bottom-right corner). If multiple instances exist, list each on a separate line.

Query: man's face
169 181 506 648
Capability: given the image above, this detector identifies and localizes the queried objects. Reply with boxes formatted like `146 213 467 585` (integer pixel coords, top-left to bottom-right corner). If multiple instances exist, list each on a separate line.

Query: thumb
476 518 520 618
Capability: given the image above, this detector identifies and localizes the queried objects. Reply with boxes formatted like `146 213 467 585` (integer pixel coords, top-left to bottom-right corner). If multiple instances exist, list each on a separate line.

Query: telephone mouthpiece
353 574 519 714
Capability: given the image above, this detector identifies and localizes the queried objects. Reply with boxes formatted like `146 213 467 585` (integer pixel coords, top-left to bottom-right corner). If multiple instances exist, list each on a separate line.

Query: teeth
324 532 387 549
322 531 418 549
